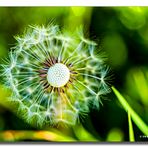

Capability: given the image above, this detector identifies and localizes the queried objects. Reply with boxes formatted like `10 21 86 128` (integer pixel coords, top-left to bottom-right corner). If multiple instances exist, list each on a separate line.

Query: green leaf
128 112 135 142
112 86 148 136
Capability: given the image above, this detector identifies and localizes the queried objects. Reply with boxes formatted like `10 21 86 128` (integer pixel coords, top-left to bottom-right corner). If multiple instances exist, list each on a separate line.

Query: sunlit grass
128 112 135 142
112 87 148 137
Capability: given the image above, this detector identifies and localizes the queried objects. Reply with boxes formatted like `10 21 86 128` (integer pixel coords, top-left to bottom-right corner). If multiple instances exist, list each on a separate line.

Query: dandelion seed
1 24 111 127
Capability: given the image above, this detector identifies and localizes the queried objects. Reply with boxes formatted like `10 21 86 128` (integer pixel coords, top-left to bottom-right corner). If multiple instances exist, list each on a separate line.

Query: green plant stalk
128 112 135 142
112 86 148 135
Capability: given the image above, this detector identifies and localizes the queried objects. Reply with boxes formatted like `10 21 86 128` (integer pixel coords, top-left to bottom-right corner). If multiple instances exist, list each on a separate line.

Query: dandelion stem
47 88 54 111
61 92 77 112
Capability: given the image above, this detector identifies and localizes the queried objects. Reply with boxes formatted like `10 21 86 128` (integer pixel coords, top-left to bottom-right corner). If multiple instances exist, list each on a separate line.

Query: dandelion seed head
1 24 111 127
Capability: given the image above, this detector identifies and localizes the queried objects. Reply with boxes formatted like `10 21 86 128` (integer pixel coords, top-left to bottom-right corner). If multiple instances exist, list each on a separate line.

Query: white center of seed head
47 63 70 87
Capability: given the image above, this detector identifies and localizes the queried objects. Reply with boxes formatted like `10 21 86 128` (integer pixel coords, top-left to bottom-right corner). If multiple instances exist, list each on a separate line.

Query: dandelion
1 24 111 126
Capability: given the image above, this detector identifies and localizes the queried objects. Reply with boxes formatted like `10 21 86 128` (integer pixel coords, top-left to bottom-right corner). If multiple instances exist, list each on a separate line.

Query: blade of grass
128 112 135 142
112 86 148 135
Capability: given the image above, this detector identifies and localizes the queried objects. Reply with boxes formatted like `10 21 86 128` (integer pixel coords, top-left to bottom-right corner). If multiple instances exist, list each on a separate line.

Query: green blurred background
0 7 148 142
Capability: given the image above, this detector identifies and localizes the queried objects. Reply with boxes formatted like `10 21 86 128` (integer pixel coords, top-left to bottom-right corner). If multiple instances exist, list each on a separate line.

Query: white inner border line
0 0 148 6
